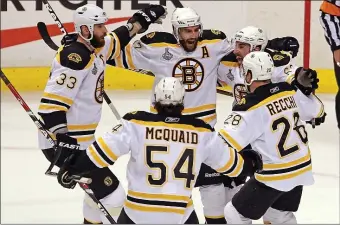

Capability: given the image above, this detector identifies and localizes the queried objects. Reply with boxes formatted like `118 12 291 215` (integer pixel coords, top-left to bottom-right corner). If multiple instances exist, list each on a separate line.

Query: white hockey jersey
217 49 298 104
38 31 126 149
107 30 233 127
219 82 325 192
85 111 244 224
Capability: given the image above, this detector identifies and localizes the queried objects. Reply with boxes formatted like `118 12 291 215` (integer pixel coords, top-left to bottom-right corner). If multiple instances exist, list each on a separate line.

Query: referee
319 0 340 130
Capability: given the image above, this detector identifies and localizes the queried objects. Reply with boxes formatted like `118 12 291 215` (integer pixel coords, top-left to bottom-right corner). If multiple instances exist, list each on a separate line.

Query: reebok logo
205 172 221 178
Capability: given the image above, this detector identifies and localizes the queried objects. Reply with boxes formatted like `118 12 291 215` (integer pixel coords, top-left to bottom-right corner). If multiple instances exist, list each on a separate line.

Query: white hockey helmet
154 77 185 105
234 26 268 51
73 4 108 41
171 7 203 40
242 51 274 86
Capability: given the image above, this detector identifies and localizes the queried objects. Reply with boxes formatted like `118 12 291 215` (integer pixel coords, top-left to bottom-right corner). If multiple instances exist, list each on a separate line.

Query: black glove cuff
128 14 149 33
61 33 78 45
112 25 132 47
239 149 263 176
70 150 100 175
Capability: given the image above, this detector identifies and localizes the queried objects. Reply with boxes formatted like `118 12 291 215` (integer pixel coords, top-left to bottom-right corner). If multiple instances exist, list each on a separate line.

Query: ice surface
1 90 339 223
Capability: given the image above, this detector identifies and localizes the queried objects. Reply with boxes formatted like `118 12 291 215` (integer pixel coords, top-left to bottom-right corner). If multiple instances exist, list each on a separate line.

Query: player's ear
245 70 252 83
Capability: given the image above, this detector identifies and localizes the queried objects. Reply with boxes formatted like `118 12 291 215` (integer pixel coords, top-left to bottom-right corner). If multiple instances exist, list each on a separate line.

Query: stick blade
37 22 59 51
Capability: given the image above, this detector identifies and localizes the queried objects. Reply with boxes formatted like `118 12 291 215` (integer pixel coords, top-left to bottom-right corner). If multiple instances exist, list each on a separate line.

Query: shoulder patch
232 94 259 111
201 29 226 40
265 49 291 67
233 82 294 111
123 111 145 121
59 42 92 70
132 40 142 49
140 32 177 45
67 53 82 63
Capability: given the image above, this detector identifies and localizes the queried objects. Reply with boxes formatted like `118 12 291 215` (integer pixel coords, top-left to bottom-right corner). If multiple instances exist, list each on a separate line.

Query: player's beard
235 54 244 64
90 34 106 48
180 38 198 52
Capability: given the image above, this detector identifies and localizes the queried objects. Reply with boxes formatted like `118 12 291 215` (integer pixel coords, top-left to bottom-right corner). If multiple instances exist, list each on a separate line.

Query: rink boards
0 67 337 94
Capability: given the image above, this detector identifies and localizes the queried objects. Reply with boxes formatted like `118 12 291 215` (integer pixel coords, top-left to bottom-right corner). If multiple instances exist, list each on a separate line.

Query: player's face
92 24 107 48
178 25 200 52
233 41 251 64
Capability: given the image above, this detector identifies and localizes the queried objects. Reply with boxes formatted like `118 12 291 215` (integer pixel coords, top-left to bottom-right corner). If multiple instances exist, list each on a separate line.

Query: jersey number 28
145 146 195 189
272 112 308 157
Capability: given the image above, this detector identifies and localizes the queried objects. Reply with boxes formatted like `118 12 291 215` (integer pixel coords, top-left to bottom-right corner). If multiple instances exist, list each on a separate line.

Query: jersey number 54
145 145 196 189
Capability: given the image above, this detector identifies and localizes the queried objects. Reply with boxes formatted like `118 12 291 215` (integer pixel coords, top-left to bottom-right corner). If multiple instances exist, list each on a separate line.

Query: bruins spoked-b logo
95 72 104 104
172 58 204 92
104 176 113 186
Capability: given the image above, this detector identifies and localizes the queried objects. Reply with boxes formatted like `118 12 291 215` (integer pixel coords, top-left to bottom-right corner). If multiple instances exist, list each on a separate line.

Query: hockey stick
38 2 118 223
78 183 117 224
0 69 60 176
0 70 116 223
37 22 59 51
0 69 87 182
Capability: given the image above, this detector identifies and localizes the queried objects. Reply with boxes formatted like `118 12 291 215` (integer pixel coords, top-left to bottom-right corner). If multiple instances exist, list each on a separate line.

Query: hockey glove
292 67 319 96
42 133 80 168
128 4 167 34
267 36 300 58
239 149 263 176
57 153 78 189
54 133 80 167
306 112 327 128
61 33 78 46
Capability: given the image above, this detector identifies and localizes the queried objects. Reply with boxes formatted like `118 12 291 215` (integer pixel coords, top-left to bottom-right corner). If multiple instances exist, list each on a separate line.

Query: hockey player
107 7 234 222
220 51 325 224
218 26 304 104
217 26 326 223
37 3 167 224
54 77 263 224
106 8 302 223
108 7 232 127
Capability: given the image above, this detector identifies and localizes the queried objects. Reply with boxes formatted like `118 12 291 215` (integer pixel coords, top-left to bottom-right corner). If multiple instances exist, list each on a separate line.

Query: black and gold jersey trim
107 32 121 60
200 29 226 41
140 32 178 45
67 123 98 143
255 153 312 182
125 190 193 214
218 129 243 151
57 42 93 70
123 111 213 132
87 136 118 167
233 83 295 112
220 52 238 67
38 92 74 112
265 48 291 67
38 111 67 133
150 104 217 124
215 146 244 177
127 196 188 208
92 141 115 165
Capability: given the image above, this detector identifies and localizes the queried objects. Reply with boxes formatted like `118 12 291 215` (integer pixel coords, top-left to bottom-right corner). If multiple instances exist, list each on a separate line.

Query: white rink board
1 90 339 223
